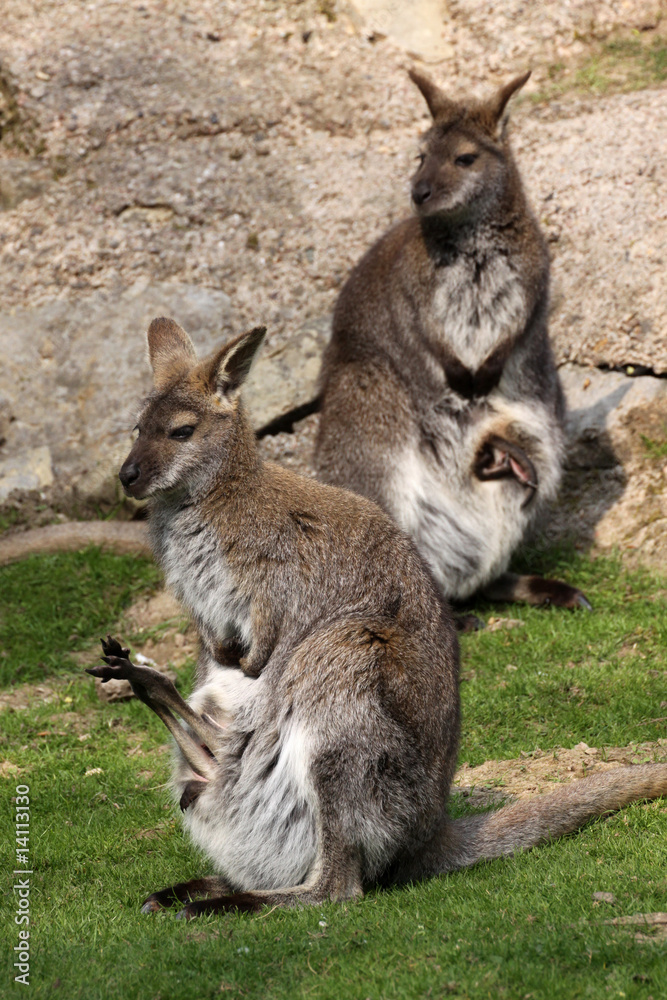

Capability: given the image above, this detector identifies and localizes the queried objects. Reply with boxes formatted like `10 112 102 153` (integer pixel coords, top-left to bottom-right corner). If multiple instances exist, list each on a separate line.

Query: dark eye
169 425 195 440
455 153 478 167
416 152 426 166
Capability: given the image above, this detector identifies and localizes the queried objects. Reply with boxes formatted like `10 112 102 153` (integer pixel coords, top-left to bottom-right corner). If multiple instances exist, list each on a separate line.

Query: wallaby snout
411 178 432 207
119 458 141 496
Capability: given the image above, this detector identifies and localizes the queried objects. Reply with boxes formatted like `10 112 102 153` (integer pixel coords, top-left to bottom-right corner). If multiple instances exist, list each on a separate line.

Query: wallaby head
408 69 530 221
119 319 266 500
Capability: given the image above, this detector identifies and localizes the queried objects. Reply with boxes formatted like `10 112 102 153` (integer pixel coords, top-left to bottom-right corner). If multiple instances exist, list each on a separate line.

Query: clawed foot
474 435 538 507
530 578 593 611
453 613 486 633
86 635 134 681
86 635 176 708
141 877 236 914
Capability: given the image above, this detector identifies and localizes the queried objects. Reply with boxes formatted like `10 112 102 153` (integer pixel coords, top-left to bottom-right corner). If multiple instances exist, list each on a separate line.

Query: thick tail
399 765 667 881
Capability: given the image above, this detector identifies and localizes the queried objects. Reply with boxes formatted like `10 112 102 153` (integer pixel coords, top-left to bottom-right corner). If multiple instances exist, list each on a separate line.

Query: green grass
1 547 666 999
458 548 667 765
640 429 667 463
533 33 667 102
0 549 161 687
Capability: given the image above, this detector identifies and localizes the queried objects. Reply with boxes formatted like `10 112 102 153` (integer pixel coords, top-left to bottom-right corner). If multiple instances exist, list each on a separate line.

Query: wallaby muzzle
119 455 142 497
412 179 432 207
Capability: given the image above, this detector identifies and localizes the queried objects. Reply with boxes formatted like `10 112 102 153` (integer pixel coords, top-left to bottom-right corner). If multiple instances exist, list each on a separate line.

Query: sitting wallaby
315 70 590 612
88 318 666 919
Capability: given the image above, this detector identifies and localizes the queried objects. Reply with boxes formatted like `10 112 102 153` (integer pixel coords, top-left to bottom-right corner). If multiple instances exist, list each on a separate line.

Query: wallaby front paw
238 654 263 679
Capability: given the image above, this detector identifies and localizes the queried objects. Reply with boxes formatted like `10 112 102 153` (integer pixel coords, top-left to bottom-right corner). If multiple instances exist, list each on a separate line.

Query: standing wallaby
88 318 666 919
315 70 590 612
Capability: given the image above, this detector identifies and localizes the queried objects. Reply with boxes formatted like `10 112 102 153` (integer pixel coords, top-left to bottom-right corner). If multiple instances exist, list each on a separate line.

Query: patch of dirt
607 911 667 943
453 739 667 808
0 676 69 713
0 588 194 715
122 589 197 670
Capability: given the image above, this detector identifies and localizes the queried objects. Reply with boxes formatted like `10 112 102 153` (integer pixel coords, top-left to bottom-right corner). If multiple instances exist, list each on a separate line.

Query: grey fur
88 319 666 919
315 71 586 608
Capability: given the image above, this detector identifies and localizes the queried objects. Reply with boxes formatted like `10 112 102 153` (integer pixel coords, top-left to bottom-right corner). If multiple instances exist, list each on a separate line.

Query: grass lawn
1 547 666 999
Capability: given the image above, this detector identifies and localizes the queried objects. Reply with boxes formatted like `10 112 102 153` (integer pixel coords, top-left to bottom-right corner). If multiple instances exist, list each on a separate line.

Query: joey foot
474 435 538 507
87 635 176 709
141 876 233 914
179 779 207 812
87 637 220 773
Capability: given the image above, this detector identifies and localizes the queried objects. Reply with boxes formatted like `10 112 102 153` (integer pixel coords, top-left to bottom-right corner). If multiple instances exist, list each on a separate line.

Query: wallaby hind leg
177 844 363 919
142 876 234 913
178 788 364 919
482 572 592 610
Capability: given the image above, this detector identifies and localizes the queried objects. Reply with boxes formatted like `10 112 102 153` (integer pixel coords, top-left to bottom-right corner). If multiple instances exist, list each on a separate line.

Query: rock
0 159 53 211
0 282 325 505
519 89 667 374
0 445 53 501
244 316 329 428
560 365 667 469
348 0 454 62
548 364 667 570
592 892 616 905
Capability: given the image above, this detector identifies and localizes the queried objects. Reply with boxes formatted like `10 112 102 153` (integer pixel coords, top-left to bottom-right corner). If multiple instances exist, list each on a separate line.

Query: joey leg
86 637 220 778
483 572 592 611
474 435 538 508
142 876 233 914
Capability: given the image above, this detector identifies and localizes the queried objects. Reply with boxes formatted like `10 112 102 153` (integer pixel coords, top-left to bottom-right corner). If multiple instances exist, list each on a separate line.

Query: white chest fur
432 252 527 370
155 513 253 648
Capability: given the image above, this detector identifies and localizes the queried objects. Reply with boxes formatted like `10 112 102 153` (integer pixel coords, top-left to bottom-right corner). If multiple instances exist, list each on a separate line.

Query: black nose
412 180 432 206
119 461 141 491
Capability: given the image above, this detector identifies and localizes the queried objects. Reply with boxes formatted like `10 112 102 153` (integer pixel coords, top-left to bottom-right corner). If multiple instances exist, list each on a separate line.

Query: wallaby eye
169 425 196 441
416 152 426 166
455 153 478 167
131 425 140 442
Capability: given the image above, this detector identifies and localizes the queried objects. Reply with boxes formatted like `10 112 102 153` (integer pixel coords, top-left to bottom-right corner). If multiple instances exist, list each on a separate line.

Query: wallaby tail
400 765 667 882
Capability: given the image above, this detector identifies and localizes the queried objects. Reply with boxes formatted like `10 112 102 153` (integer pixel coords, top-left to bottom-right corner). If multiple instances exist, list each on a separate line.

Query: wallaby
315 70 590 613
87 318 666 919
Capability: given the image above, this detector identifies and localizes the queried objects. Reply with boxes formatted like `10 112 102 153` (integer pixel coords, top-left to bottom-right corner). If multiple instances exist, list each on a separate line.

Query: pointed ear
207 326 267 398
408 68 458 121
147 317 198 390
488 70 531 124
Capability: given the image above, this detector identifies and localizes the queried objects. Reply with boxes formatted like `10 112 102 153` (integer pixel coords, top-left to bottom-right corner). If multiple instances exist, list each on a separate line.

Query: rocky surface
0 0 666 567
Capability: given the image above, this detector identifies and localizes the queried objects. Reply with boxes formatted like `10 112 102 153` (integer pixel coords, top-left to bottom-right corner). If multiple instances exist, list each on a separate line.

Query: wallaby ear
488 70 531 124
147 317 198 390
408 68 458 121
207 326 267 398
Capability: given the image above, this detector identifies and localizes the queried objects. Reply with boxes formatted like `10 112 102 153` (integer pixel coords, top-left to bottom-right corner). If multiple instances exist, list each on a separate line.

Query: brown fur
315 71 588 610
89 321 665 919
